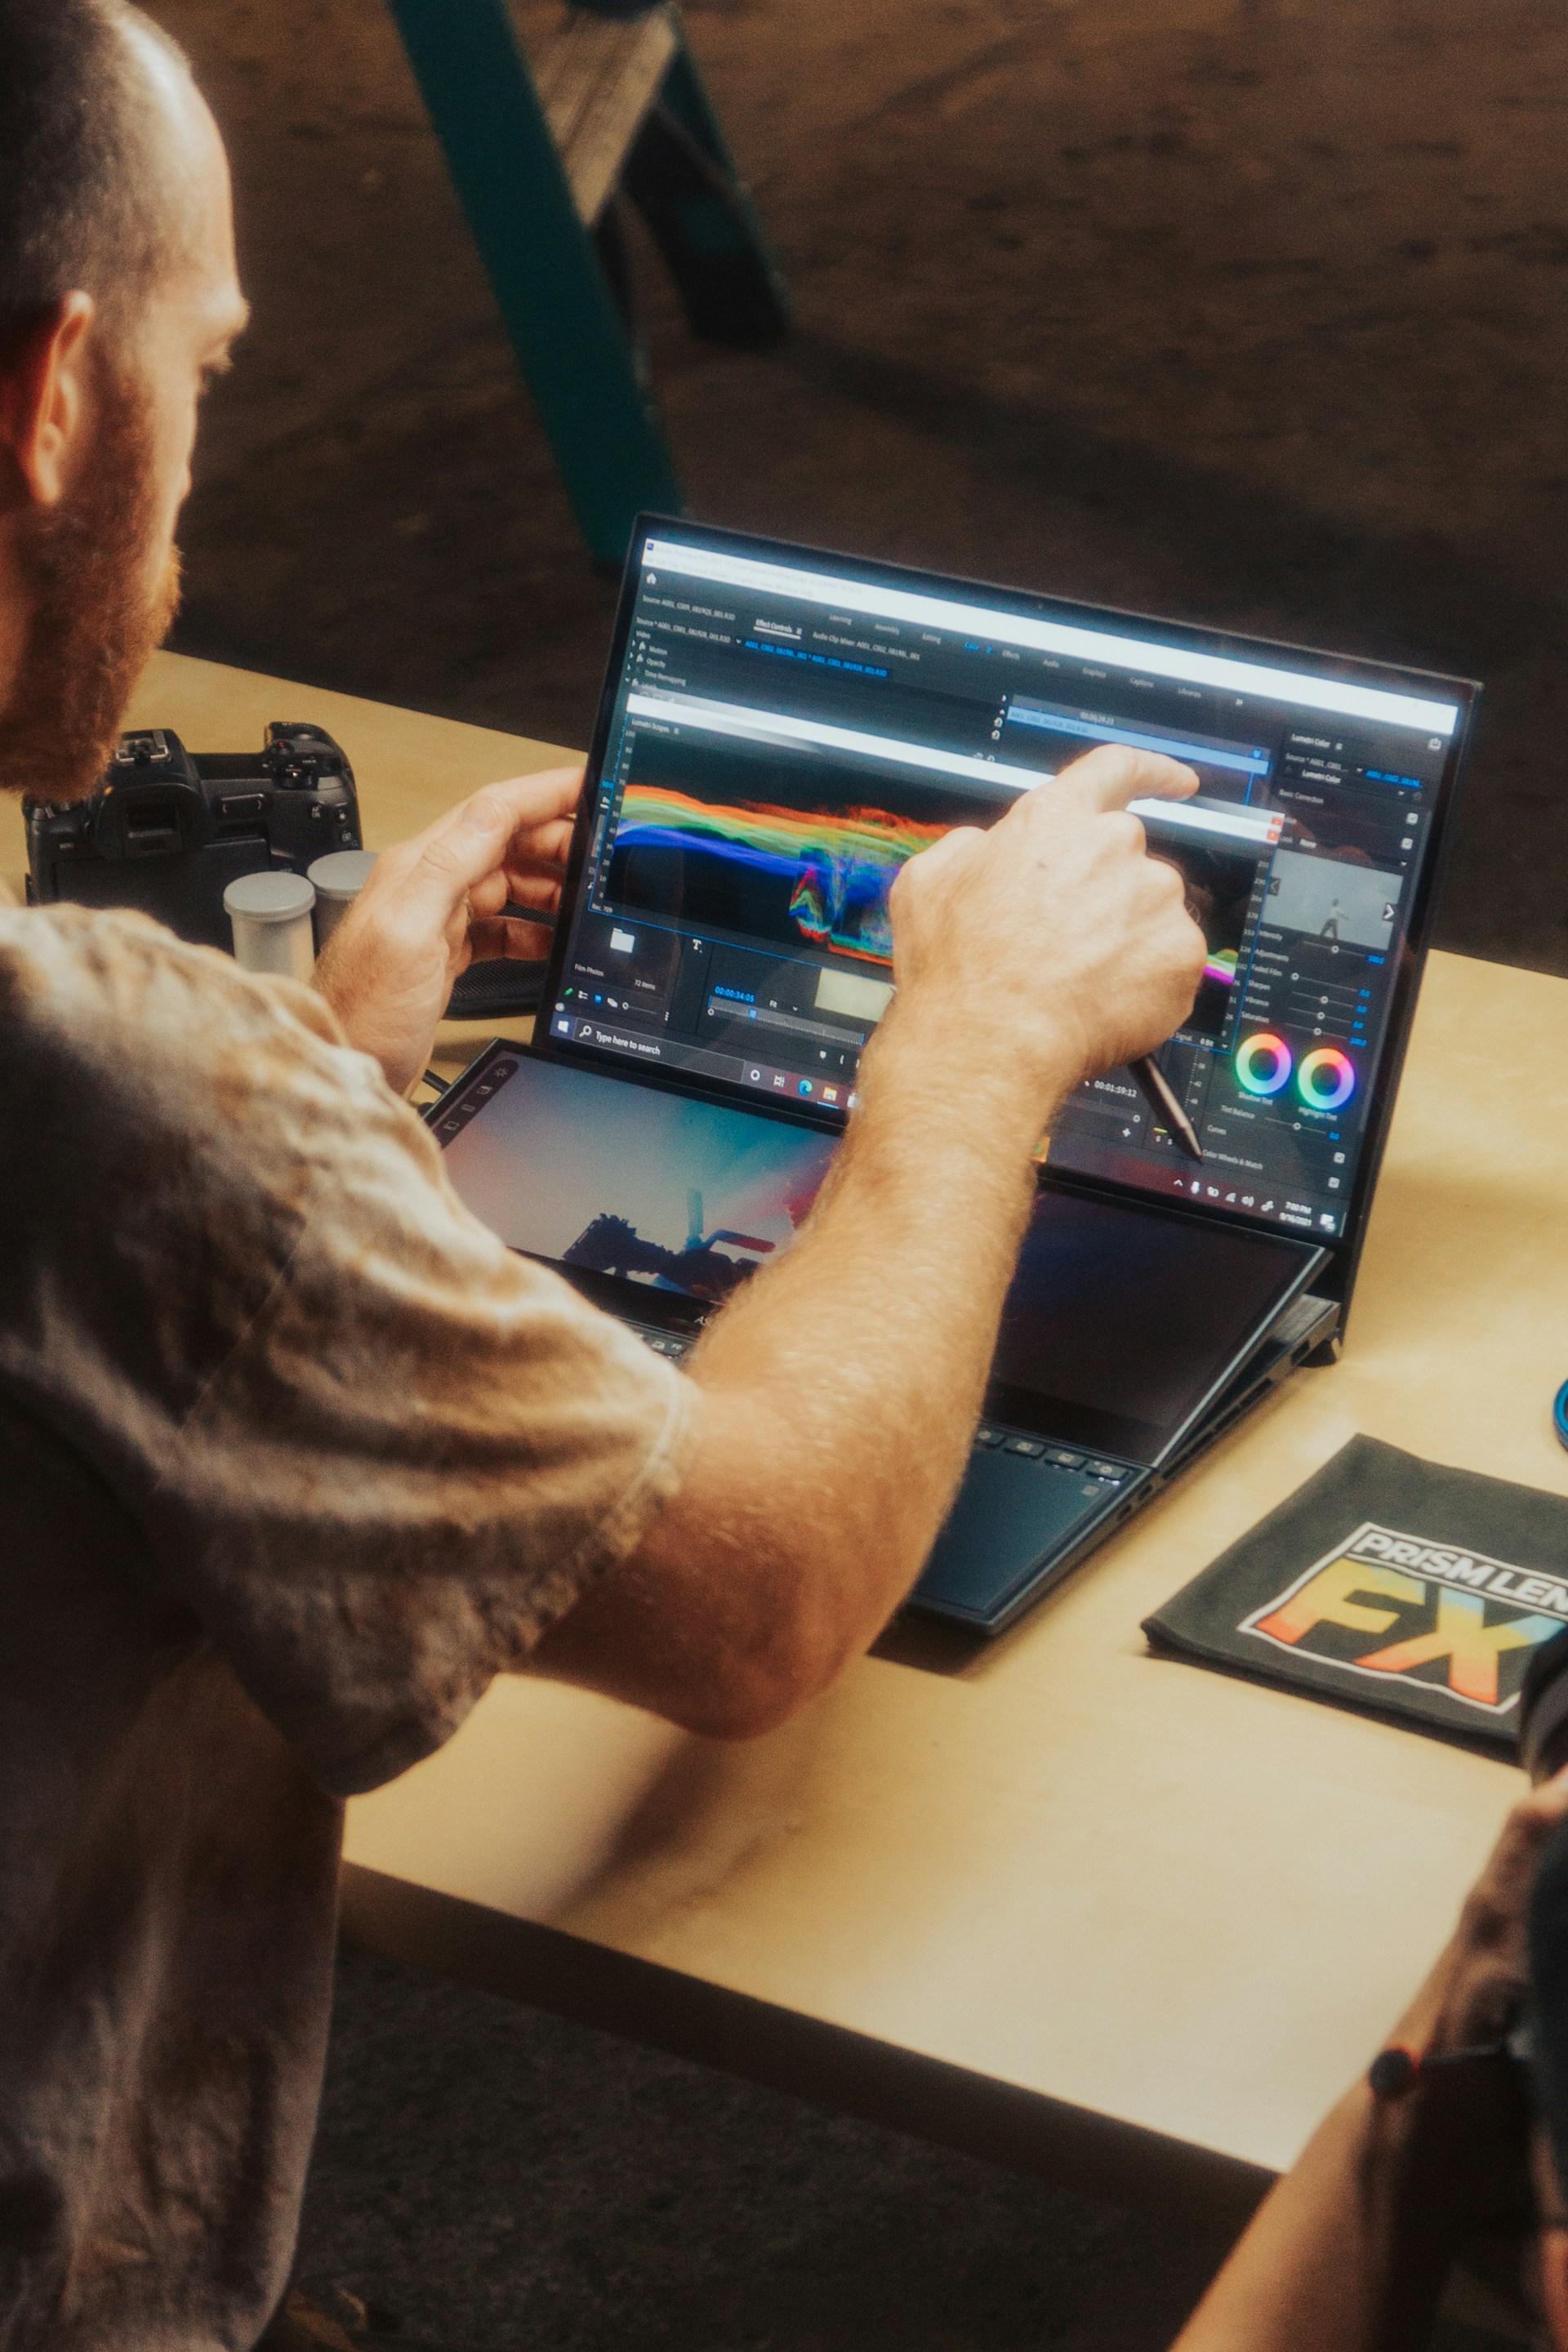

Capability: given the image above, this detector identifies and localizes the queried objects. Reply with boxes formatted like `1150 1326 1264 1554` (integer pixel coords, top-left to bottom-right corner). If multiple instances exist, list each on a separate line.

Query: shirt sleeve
1 909 695 1797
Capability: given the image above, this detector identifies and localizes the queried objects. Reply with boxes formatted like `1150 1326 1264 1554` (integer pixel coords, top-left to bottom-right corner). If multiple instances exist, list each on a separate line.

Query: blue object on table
1553 1379 1568 1450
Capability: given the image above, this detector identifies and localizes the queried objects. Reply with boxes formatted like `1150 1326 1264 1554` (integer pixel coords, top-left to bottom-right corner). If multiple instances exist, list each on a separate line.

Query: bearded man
0 4 1206 2345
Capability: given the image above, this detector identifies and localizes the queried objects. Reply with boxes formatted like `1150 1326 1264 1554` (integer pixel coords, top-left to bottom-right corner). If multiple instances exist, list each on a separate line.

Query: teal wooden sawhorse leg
383 0 788 568
622 29 792 350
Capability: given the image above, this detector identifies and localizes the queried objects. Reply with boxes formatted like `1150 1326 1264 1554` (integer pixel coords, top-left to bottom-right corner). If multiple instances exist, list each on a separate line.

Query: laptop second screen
542 522 1473 1252
435 1048 1320 1463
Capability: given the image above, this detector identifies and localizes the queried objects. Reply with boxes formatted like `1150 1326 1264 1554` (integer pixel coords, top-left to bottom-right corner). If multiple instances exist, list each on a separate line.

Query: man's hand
884 745 1207 1129
314 767 581 1094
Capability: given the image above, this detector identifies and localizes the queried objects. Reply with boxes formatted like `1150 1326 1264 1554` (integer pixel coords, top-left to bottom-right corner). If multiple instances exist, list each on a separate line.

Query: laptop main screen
545 523 1471 1247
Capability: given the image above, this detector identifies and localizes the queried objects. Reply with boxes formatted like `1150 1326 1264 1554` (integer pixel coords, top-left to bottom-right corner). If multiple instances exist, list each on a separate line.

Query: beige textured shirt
0 906 693 2350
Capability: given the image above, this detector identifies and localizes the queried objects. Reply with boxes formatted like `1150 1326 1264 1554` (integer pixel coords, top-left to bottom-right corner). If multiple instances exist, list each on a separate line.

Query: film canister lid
223 871 316 925
306 849 376 947
306 849 378 904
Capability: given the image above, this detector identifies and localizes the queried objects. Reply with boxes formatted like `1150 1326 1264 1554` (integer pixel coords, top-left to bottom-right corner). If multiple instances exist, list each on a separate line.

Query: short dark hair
0 0 193 347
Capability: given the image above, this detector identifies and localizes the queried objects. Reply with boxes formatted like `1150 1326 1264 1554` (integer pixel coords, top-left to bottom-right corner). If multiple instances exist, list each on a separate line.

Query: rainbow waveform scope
610 784 948 964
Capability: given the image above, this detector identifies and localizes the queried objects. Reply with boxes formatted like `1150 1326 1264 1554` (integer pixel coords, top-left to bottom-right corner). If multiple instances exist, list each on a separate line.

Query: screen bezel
536 514 1480 1317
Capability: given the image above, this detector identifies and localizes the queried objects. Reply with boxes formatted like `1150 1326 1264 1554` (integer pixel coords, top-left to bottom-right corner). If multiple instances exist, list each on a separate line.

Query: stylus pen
1129 1054 1204 1162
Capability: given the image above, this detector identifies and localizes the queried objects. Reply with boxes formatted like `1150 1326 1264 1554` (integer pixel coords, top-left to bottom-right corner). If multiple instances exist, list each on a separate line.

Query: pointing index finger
1038 743 1200 815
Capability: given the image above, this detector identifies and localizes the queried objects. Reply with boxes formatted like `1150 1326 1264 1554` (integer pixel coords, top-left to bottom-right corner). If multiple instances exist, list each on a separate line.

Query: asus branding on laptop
429 519 1477 1633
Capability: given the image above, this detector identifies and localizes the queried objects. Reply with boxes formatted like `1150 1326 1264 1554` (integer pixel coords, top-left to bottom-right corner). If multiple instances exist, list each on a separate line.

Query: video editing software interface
549 528 1466 1242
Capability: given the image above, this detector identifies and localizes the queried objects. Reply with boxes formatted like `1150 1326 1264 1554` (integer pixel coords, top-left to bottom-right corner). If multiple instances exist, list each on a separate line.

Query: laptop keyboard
631 1324 695 1362
973 1423 1134 1488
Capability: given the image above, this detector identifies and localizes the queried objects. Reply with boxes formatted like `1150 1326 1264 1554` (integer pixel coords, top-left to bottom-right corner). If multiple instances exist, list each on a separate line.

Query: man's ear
0 293 97 512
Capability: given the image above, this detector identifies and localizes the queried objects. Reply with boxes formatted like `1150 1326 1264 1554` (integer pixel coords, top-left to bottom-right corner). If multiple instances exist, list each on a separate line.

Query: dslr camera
25 722 362 952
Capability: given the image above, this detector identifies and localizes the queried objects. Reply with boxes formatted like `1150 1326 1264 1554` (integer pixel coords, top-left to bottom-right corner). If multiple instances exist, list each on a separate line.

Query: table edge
340 1862 1275 2235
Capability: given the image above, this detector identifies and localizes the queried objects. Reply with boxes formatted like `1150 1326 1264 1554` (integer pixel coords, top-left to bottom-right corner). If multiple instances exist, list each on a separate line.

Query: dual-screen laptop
430 518 1477 1634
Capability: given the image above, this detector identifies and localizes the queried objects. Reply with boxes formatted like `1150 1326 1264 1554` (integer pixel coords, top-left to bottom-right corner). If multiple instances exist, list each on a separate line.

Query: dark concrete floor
295 1949 1510 2352
140 0 1566 2341
297 1945 1234 2352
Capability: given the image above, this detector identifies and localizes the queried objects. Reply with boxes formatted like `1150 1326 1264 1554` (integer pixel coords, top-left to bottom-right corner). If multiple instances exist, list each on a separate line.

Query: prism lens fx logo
1241 1521 1568 1713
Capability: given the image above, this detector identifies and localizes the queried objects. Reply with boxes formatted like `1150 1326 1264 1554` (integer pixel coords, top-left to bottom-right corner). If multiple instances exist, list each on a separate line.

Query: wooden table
11 656 1550 2238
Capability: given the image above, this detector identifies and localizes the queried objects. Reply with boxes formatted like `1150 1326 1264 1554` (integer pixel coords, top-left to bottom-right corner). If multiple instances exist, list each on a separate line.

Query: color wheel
1235 1032 1293 1098
1298 1048 1356 1111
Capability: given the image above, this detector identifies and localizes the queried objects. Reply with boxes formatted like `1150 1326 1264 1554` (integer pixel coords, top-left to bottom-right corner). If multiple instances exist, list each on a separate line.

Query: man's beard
0 366 181 806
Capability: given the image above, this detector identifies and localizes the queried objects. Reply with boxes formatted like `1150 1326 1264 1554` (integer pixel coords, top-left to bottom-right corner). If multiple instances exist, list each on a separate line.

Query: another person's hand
1371 1770 1568 2233
314 767 581 1094
884 745 1206 1125
1396 1771 1568 2073
1325 1774 1568 2326
1171 1771 1568 2352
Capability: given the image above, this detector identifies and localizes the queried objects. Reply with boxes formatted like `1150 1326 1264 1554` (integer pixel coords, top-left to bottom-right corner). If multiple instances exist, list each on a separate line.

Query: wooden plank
536 8 679 227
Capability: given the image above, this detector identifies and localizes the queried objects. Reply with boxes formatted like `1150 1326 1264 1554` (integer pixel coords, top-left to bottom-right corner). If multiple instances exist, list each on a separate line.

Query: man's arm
1167 1773 1568 2352
529 1013 1046 1735
532 746 1205 1735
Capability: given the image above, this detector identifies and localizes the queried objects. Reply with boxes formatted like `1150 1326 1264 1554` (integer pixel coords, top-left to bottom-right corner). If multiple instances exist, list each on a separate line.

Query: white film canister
224 870 318 983
307 848 379 949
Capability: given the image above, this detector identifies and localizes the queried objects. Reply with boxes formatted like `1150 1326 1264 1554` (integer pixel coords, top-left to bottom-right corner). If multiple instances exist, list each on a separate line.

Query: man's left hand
313 766 582 1094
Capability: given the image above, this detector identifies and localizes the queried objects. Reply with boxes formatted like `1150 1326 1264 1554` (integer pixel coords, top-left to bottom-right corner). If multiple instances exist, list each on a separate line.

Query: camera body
25 723 362 952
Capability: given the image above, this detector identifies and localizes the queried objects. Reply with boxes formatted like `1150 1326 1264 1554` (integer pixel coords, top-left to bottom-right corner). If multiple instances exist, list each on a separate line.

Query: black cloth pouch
1143 1435 1568 1754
